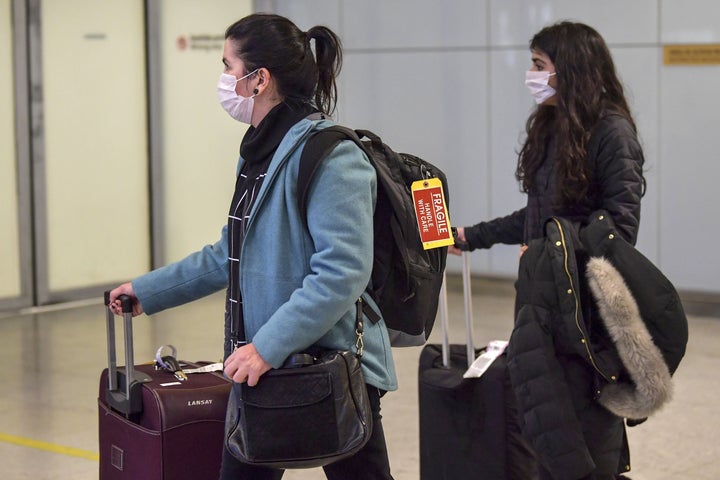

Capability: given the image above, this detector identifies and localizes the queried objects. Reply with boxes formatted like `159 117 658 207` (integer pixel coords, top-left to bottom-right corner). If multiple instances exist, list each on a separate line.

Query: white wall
260 0 720 294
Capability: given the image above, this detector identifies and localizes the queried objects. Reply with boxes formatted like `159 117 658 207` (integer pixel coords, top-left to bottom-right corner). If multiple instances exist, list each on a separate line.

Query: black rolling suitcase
98 293 231 480
418 253 538 480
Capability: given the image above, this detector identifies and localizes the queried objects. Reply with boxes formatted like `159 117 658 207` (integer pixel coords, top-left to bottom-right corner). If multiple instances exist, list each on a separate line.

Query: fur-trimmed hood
586 257 673 420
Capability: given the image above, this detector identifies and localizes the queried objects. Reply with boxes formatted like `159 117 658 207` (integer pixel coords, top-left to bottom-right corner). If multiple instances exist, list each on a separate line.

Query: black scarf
225 99 317 352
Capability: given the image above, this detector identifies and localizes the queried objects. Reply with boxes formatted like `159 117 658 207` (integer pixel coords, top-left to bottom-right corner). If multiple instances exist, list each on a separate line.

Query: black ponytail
225 14 343 115
307 26 342 115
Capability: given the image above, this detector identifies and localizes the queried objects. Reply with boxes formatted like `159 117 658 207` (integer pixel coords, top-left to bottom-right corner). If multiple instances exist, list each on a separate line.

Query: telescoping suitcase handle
438 252 475 368
104 291 152 416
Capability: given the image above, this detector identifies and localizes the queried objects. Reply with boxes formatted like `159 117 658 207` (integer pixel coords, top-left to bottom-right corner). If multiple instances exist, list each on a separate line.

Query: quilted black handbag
225 301 372 468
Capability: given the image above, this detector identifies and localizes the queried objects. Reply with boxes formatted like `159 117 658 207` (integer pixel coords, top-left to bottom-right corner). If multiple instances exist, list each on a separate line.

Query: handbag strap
230 298 365 359
354 297 365 358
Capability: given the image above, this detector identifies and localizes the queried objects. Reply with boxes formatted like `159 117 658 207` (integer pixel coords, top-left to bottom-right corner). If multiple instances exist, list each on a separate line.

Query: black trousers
219 385 394 480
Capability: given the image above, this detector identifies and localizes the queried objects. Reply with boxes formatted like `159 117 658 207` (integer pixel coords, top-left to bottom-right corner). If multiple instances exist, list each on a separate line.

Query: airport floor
0 276 718 480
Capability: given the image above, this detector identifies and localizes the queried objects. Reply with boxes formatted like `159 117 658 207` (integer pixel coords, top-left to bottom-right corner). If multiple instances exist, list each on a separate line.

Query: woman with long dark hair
109 13 396 480
452 22 646 479
454 21 644 250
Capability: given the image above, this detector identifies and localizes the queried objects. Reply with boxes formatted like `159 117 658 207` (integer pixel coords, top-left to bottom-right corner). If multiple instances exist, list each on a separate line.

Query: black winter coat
464 113 645 248
507 212 687 480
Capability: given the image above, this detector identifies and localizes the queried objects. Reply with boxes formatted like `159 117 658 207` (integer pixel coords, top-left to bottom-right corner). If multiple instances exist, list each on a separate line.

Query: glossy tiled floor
0 277 717 479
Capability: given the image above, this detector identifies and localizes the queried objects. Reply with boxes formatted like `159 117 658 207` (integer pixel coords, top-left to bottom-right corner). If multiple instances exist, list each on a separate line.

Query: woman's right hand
224 343 273 387
448 227 469 256
108 282 144 317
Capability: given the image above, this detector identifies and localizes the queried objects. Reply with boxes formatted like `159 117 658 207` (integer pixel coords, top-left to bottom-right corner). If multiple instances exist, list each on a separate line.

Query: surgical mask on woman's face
217 70 258 123
525 70 557 104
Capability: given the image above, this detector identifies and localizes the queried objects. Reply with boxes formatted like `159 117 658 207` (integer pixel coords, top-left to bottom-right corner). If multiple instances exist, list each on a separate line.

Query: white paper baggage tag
182 362 224 374
463 340 509 379
411 178 454 250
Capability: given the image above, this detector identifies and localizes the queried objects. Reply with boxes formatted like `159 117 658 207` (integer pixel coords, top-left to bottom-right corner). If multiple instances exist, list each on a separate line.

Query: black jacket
580 212 688 376
506 213 687 479
464 113 645 248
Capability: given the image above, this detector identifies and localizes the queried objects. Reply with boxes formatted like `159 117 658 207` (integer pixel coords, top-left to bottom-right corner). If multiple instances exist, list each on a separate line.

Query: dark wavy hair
225 13 342 115
516 21 637 204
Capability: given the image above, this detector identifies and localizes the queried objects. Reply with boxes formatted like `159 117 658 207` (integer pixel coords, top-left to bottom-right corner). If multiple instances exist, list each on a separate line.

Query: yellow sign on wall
664 44 720 65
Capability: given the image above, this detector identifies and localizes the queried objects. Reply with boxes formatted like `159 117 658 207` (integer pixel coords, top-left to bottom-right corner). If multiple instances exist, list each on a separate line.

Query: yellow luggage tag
411 178 454 250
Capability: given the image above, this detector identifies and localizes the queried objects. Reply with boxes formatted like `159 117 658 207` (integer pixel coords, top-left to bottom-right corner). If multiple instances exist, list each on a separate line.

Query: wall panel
490 0 658 46
659 64 719 291
661 0 720 43
486 49 534 276
38 0 149 298
343 0 488 49
254 0 339 32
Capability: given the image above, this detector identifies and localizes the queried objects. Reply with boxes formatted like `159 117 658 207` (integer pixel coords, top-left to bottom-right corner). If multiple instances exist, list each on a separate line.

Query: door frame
0 0 34 311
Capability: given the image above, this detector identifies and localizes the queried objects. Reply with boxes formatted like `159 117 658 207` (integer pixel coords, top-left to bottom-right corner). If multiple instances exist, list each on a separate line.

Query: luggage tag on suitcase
463 340 509 379
183 363 224 374
411 178 455 250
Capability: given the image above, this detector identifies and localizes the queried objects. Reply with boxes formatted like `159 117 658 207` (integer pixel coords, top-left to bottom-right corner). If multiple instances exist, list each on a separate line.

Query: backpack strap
297 125 366 225
297 126 382 325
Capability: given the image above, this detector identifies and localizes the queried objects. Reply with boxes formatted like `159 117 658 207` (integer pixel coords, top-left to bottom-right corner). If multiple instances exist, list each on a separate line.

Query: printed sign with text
411 178 454 250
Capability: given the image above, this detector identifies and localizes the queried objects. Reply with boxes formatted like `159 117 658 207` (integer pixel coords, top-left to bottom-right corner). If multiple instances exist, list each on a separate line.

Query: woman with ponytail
109 14 396 480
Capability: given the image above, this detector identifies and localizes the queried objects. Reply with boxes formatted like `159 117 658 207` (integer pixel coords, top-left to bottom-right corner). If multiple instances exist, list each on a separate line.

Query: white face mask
217 70 258 123
525 70 557 104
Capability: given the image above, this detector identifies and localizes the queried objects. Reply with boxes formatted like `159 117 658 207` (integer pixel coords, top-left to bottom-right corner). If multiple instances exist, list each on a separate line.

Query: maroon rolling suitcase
98 293 231 480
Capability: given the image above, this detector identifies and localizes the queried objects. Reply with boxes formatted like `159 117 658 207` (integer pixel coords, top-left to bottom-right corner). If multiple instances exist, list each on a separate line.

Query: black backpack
297 126 450 347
